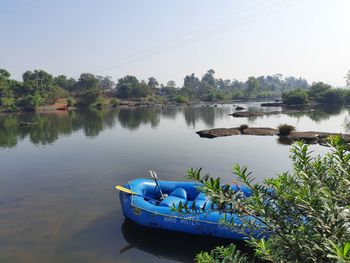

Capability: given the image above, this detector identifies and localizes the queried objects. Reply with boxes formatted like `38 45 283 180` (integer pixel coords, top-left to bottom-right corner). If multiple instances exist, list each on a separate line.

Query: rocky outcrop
235 106 245 111
230 111 265 117
230 109 314 118
196 128 240 138
241 128 278 136
196 127 350 147
261 102 283 107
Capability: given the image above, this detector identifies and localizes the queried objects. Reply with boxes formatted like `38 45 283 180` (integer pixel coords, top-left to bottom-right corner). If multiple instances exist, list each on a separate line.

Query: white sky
0 0 349 87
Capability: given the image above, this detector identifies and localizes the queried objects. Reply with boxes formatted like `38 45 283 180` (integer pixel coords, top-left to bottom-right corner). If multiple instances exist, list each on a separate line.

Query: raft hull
119 178 262 240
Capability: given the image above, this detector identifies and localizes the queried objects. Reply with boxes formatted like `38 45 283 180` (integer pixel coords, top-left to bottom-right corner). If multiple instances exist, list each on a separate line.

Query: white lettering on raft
163 216 200 225
164 217 177 223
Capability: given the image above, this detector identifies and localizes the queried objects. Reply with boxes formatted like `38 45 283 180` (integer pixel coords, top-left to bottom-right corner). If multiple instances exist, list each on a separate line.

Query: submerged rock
230 111 264 117
196 128 240 138
241 128 278 136
261 102 283 107
235 106 245 111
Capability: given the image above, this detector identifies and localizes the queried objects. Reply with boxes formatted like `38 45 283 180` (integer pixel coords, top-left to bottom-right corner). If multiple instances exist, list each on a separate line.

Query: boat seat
190 192 214 211
169 188 187 199
159 188 187 207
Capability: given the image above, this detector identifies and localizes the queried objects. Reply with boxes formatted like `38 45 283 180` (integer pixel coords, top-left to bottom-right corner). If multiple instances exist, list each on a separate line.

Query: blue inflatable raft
119 178 264 240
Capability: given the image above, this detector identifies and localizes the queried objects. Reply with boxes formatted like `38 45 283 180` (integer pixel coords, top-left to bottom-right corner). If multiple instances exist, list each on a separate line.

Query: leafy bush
282 89 308 105
278 124 295 135
66 97 76 107
90 97 107 109
195 244 250 263
175 95 189 104
187 136 350 262
322 89 345 104
0 97 17 112
16 94 42 111
239 124 249 132
110 98 119 107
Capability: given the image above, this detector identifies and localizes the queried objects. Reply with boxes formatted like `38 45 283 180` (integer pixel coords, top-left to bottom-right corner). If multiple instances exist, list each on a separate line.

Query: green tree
308 82 331 102
322 89 344 104
345 70 350 88
16 93 43 111
202 69 216 87
54 75 76 95
75 73 100 101
116 75 139 99
0 69 11 98
282 88 308 105
185 136 350 263
148 77 159 90
246 77 259 97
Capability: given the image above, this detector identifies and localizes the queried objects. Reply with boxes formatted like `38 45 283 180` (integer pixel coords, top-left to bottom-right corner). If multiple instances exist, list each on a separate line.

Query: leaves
187 136 350 262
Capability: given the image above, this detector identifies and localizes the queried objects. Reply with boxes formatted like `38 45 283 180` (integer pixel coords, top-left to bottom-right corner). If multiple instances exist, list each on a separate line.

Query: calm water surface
0 103 349 263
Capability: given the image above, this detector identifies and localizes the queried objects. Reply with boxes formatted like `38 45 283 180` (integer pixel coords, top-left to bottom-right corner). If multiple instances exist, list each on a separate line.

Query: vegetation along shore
1 68 350 112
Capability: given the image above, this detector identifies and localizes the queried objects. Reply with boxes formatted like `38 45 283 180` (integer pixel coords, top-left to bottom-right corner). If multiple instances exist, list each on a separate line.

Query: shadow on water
120 219 249 263
57 211 249 263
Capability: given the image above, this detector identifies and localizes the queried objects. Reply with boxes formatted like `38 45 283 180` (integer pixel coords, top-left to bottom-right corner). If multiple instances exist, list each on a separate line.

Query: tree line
0 68 349 111
282 81 350 105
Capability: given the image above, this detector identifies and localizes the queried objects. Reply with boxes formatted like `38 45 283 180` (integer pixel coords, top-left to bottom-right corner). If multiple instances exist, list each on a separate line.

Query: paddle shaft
115 185 160 203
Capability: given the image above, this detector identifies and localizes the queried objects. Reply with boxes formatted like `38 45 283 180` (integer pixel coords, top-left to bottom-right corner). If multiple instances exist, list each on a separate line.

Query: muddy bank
196 127 350 147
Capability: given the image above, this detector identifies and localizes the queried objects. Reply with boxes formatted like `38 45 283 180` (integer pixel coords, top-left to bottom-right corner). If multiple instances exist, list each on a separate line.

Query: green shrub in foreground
186 136 350 262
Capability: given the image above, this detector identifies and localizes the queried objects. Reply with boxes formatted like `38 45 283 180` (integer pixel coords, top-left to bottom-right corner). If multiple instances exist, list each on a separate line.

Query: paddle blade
115 185 135 195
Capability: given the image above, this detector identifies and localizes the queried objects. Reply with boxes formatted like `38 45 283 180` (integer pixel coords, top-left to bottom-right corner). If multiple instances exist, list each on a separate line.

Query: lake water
0 103 349 263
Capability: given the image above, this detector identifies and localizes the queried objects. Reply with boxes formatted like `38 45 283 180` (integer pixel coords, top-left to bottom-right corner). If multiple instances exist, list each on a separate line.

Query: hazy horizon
1 0 349 87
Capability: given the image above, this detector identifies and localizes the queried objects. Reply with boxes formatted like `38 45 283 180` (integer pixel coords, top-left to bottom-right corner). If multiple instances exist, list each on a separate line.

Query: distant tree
98 76 115 91
75 73 100 100
282 88 308 105
148 77 159 89
166 80 176 89
0 69 10 80
246 76 259 97
322 89 344 104
202 69 216 86
116 75 139 99
183 73 201 97
54 75 76 95
345 70 350 88
308 82 331 102
0 69 11 98
16 93 43 111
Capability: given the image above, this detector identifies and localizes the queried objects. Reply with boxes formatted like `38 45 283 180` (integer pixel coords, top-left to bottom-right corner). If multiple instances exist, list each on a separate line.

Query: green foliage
16 94 43 111
246 77 259 97
0 97 17 112
308 82 332 102
321 89 345 104
186 136 350 262
239 124 249 132
110 98 119 107
175 95 189 104
278 124 295 135
89 97 107 109
66 97 76 107
282 88 308 105
345 70 350 88
196 244 250 263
